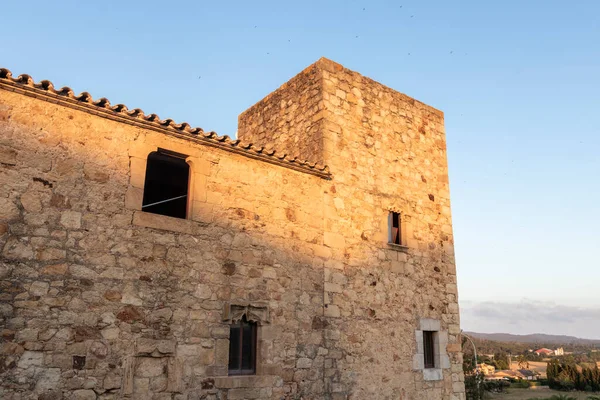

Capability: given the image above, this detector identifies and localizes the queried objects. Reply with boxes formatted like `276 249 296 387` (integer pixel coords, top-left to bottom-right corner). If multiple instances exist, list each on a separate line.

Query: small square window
423 331 436 369
228 315 257 375
142 149 190 219
389 211 402 245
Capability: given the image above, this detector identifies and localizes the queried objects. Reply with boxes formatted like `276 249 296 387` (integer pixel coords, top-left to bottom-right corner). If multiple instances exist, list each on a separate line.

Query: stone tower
238 57 463 399
0 59 464 399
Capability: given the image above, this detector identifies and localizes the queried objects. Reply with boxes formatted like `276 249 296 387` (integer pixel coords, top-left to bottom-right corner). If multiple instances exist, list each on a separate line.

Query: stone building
0 58 465 399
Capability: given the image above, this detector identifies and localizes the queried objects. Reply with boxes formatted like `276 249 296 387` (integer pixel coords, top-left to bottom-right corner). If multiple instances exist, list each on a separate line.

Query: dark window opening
73 355 86 370
142 149 189 219
423 331 436 369
228 315 257 375
390 211 401 245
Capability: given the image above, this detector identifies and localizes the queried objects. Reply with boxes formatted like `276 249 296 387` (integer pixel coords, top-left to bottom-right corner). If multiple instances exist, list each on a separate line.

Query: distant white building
554 347 564 356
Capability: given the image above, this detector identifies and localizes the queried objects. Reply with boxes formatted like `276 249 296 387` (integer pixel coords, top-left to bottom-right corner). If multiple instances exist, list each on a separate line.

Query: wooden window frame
388 211 407 247
423 330 436 369
228 316 258 376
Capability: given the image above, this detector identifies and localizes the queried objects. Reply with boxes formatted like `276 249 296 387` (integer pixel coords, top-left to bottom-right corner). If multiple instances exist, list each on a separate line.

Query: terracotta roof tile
0 67 331 179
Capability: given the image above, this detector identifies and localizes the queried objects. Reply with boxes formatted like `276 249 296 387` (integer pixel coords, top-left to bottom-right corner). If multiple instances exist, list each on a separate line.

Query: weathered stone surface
84 163 110 183
60 211 81 229
0 145 17 165
72 389 97 400
17 351 44 368
36 248 66 261
103 373 122 390
20 191 43 213
103 290 122 301
135 357 165 377
136 338 175 355
41 263 68 275
29 281 49 296
3 237 33 259
0 58 464 399
0 262 13 279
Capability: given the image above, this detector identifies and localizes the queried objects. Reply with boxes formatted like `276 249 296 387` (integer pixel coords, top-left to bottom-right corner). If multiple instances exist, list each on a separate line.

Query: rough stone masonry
0 58 465 399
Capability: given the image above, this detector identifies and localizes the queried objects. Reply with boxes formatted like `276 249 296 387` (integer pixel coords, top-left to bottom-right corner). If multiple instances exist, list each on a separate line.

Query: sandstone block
35 368 61 391
2 237 33 260
29 281 49 296
41 263 68 275
0 303 13 318
0 342 24 355
296 357 312 369
125 186 143 210
215 339 229 366
103 373 122 390
177 344 201 357
70 264 98 279
194 284 212 299
323 232 345 249
0 145 17 165
89 341 108 358
37 390 63 400
84 163 110 183
17 350 43 368
100 326 120 340
36 248 66 261
49 193 71 209
133 210 194 234
0 262 12 279
60 211 82 229
324 305 340 318
135 357 165 377
100 267 124 279
229 388 261 400
104 290 122 301
129 157 147 188
324 282 342 293
20 191 43 213
136 338 176 355
72 389 97 400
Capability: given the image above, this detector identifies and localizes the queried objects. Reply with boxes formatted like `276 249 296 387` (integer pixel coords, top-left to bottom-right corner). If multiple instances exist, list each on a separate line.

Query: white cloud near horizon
459 298 600 340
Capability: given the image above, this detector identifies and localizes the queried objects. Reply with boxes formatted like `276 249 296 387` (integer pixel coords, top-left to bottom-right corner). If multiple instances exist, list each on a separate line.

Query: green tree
517 354 530 369
462 336 484 400
493 352 509 370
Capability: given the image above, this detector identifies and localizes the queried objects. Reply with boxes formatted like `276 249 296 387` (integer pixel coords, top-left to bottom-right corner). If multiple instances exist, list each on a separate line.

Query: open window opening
228 315 257 376
423 330 436 369
142 149 190 219
389 211 402 245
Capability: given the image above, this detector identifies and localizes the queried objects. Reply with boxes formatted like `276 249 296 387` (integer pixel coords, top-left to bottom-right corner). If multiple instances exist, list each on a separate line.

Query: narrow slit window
142 149 189 219
423 331 436 369
228 315 257 375
390 211 401 245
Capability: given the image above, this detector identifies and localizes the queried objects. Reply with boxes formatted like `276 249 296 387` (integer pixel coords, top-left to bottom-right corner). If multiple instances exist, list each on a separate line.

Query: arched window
142 149 189 219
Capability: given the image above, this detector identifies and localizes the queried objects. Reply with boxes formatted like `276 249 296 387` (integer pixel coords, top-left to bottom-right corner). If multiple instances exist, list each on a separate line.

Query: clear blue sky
2 1 599 337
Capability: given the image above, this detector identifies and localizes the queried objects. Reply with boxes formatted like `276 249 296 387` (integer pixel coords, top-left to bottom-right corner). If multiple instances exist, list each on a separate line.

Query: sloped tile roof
0 68 331 179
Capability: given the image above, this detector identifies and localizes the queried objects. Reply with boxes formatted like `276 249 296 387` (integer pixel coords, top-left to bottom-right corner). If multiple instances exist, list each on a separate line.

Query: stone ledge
213 375 278 389
387 243 409 252
132 210 207 234
423 368 443 381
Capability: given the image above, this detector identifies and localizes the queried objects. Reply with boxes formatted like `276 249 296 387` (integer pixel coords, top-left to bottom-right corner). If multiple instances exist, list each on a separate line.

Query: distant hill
465 332 600 345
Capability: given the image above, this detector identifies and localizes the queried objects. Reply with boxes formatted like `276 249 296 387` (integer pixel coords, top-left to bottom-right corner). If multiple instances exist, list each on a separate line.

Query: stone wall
238 62 325 165
239 58 465 400
0 88 328 400
0 58 465 400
